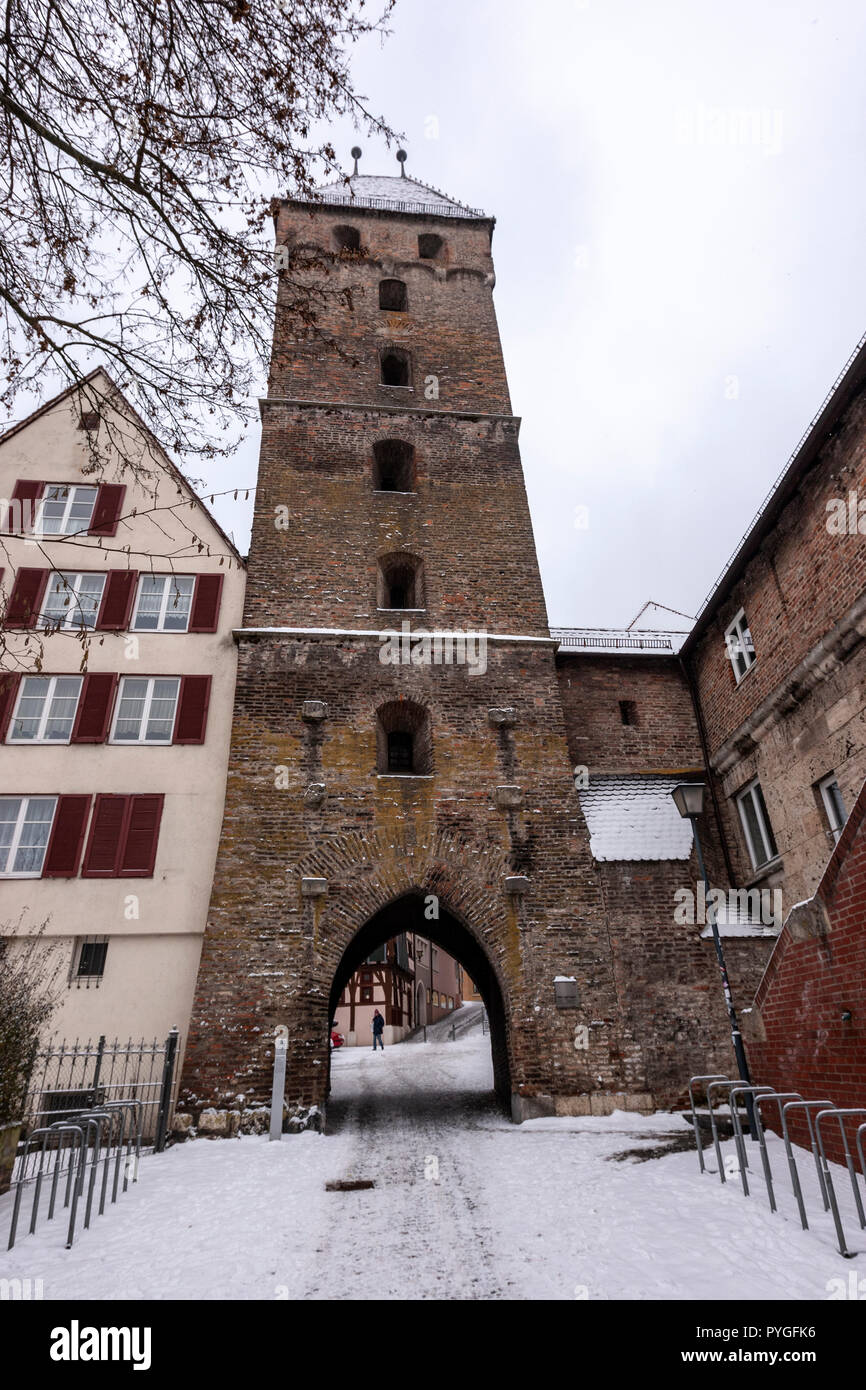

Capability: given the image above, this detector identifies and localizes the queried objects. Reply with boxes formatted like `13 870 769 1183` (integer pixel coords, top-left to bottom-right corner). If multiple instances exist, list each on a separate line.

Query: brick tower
179 158 654 1126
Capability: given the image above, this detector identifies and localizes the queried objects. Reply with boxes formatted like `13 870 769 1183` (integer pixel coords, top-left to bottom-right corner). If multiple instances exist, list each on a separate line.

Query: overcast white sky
36 1 866 629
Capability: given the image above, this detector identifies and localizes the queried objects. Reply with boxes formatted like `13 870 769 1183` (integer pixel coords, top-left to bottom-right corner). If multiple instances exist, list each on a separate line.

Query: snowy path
0 1026 862 1300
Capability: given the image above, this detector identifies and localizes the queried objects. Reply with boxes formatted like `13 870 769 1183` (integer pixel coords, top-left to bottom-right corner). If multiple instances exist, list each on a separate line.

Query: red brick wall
688 393 866 761
271 203 511 414
556 654 704 773
748 779 866 1165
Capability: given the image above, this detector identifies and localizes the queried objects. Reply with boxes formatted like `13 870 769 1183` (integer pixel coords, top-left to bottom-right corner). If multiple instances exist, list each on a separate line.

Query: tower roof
309 171 487 221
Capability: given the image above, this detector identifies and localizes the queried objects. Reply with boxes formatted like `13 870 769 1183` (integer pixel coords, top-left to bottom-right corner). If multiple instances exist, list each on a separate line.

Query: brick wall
180 188 774 1126
685 388 866 908
747 778 866 1166
556 653 704 773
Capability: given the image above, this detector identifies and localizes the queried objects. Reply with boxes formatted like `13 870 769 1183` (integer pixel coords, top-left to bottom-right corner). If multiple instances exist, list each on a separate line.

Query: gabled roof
307 171 487 221
0 367 244 563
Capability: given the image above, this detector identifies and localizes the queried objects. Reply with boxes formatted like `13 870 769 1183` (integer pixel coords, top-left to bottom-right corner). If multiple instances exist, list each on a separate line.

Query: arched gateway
329 892 511 1103
178 162 752 1133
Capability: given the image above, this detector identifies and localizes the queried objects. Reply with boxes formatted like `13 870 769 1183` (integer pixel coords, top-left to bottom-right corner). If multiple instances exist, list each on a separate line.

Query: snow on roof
700 918 780 939
579 776 695 862
552 627 687 655
310 172 486 220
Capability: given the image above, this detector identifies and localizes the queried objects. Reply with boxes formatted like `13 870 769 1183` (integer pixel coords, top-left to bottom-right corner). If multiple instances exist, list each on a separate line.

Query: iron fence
19 1030 179 1151
7 1031 180 1250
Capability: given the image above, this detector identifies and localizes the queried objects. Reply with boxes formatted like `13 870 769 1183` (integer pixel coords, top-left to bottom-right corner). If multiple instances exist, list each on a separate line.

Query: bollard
270 1026 288 1142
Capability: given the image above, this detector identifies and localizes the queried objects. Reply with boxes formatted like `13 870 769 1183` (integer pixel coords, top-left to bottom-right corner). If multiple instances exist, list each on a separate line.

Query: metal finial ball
351 146 362 160
396 149 407 163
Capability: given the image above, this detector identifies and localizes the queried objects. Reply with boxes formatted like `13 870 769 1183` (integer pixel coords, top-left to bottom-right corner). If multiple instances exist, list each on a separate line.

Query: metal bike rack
7 1095 145 1251
687 1074 731 1174
780 1099 833 1228
816 1108 866 1257
748 1092 804 1215
729 1086 777 1201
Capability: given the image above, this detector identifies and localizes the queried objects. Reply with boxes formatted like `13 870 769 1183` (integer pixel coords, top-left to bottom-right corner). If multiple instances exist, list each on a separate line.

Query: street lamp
671 783 756 1137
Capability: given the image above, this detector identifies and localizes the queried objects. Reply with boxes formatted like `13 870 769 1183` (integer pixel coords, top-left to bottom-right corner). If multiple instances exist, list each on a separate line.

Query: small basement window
333 224 361 253
379 279 408 311
380 347 411 387
74 938 108 988
418 233 443 259
373 440 415 491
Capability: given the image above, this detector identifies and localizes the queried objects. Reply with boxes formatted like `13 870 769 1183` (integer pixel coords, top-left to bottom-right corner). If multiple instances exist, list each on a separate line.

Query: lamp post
671 783 756 1138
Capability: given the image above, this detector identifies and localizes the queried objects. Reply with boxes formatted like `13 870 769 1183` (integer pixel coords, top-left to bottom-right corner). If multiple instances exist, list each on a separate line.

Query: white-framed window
724 608 756 683
110 676 180 744
131 575 195 632
0 796 57 876
818 774 847 844
736 778 779 870
41 572 106 630
8 675 83 743
36 485 98 536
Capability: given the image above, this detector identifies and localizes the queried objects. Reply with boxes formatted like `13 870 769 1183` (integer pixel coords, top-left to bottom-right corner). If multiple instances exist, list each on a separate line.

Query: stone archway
327 890 512 1108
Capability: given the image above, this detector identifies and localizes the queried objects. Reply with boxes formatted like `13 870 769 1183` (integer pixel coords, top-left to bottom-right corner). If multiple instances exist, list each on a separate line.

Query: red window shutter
96 570 137 631
118 794 164 877
89 484 126 537
70 673 117 743
0 672 20 740
5 480 44 534
173 675 212 744
5 568 48 627
81 795 129 877
42 795 91 878
188 574 223 633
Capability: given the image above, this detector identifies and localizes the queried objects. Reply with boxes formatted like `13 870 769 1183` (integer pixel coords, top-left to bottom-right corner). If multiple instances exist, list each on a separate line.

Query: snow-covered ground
1 1015 862 1300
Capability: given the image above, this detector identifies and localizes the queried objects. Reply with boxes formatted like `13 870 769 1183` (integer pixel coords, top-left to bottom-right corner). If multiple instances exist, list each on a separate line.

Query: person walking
371 1008 385 1051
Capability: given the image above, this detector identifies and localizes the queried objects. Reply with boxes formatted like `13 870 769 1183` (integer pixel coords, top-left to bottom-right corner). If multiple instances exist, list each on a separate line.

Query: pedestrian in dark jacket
371 1008 385 1051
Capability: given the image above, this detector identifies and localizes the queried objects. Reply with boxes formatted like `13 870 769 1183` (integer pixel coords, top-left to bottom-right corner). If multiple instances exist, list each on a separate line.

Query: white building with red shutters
0 369 245 1054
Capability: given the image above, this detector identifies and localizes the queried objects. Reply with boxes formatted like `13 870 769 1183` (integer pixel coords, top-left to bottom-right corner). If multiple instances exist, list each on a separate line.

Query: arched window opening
333 224 361 253
380 347 411 387
378 553 424 610
373 440 415 492
376 699 432 776
418 233 443 259
379 279 408 311
387 730 414 773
